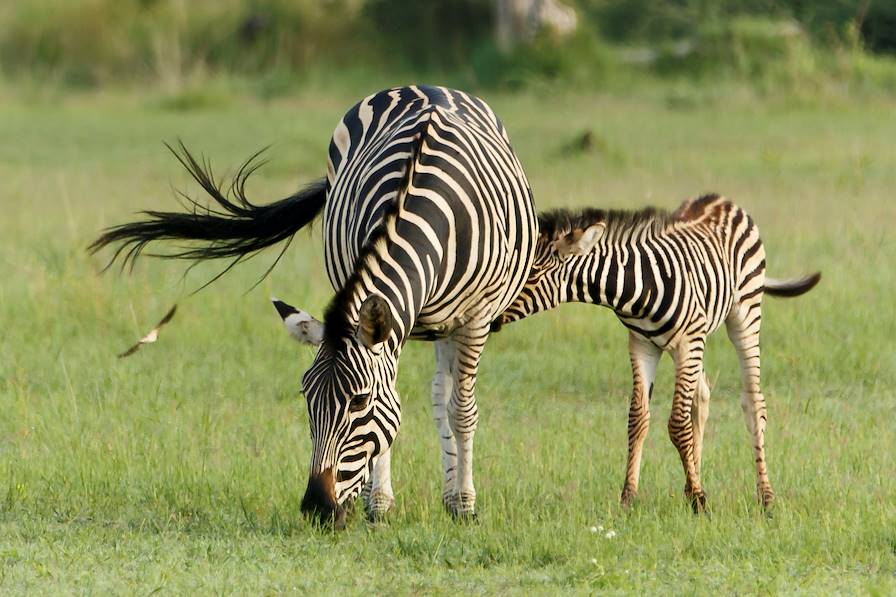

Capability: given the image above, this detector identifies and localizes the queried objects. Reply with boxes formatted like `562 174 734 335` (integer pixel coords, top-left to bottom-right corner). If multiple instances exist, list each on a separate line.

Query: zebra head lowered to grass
90 86 537 527
493 194 820 512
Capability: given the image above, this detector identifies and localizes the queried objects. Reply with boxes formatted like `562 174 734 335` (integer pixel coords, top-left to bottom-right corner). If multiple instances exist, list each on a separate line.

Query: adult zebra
492 194 820 511
91 85 537 526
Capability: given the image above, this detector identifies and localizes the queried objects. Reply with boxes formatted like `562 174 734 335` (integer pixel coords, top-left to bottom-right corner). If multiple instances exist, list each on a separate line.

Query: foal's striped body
497 194 820 510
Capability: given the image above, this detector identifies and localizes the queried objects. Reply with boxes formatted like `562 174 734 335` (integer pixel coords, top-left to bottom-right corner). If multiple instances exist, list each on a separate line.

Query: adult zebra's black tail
89 141 327 277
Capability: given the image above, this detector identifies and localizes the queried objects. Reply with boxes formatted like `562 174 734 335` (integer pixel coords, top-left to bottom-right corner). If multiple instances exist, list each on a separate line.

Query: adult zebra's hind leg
446 323 490 519
621 333 662 507
726 302 774 510
431 339 459 514
669 338 708 513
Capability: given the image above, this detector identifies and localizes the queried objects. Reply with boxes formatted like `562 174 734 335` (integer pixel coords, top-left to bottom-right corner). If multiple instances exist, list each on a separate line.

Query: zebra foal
494 194 820 511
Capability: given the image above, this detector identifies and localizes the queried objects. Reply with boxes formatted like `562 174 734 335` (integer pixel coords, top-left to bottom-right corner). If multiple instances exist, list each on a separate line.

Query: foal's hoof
759 487 775 513
620 488 637 508
687 490 707 514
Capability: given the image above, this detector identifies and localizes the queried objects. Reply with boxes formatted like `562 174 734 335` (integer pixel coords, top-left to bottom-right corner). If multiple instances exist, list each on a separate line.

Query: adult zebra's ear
357 295 392 350
271 297 324 346
553 222 606 257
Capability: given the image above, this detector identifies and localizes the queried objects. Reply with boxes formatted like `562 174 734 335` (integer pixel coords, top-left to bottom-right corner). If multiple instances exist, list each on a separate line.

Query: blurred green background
2 1 895 593
2 0 895 95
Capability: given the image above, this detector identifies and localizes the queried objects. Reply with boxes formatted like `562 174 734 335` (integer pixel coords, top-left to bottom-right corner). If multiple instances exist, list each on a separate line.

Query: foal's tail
763 272 821 298
89 141 327 279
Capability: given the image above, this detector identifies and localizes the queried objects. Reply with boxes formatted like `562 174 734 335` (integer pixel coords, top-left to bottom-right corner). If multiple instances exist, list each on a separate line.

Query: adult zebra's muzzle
301 467 347 529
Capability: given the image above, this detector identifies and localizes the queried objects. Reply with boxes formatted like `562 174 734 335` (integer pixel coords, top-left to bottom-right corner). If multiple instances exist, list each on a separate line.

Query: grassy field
1 82 894 593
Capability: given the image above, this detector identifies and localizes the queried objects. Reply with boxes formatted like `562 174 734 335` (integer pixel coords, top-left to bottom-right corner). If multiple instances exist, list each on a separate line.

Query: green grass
1 83 894 593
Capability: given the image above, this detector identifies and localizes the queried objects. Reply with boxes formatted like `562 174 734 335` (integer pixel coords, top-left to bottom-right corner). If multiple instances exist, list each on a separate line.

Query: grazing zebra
493 194 820 511
91 85 537 526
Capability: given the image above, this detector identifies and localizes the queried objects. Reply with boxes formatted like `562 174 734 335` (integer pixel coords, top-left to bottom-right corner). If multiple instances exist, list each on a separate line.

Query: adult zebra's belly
412 230 533 334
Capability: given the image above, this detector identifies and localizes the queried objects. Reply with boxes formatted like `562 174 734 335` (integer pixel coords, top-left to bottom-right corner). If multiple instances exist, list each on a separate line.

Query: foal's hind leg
668 337 707 513
620 333 662 507
726 302 774 510
691 369 712 477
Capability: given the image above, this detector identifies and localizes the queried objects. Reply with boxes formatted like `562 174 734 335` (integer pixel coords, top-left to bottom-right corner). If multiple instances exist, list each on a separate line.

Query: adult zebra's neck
324 222 435 354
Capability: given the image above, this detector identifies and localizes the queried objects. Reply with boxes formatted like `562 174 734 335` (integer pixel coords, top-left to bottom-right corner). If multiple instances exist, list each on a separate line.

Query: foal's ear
357 295 392 349
552 222 606 257
271 297 324 346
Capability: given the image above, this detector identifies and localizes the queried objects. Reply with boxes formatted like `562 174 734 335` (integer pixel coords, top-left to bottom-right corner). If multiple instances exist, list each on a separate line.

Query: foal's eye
349 392 371 412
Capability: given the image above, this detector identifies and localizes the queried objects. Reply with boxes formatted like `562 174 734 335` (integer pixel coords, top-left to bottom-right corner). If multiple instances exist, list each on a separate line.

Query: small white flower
589 526 598 533
604 530 617 539
590 558 598 565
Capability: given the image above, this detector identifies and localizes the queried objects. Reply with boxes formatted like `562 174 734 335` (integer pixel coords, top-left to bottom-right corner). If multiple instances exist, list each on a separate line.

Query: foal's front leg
621 333 662 506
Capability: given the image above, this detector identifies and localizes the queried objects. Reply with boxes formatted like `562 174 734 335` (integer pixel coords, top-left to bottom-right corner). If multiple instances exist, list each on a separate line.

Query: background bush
1 0 895 91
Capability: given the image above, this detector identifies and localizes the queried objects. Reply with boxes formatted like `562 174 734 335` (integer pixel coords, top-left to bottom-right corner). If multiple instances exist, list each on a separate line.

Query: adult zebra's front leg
445 323 489 519
365 339 461 521
363 447 395 521
431 339 459 514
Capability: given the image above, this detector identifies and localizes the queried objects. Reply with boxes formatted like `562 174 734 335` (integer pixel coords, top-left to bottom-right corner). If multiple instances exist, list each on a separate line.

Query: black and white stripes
307 86 536 520
91 85 537 525
496 194 819 511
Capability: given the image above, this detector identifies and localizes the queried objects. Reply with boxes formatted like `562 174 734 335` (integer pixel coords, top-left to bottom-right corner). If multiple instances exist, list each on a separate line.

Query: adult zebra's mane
537 205 673 240
321 135 424 349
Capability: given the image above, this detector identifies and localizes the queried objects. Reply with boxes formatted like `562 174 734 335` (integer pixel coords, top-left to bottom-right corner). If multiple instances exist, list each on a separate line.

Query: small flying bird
118 304 178 358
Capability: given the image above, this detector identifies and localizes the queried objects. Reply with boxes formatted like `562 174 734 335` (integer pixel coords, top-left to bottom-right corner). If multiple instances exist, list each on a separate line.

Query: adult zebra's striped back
91 86 537 527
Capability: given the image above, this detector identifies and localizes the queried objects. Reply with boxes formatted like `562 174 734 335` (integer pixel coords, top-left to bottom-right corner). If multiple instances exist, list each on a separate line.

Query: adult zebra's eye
349 392 371 412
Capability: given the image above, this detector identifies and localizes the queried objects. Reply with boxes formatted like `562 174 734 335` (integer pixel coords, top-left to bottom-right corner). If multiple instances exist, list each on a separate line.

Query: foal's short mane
537 205 672 239
537 194 724 240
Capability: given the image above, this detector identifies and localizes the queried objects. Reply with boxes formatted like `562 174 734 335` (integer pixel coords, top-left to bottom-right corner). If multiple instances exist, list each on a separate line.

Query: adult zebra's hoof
450 507 478 523
365 491 395 522
445 492 477 522
442 492 457 515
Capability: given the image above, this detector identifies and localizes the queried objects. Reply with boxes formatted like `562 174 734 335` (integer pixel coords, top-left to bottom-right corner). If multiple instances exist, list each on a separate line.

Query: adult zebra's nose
301 467 346 529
